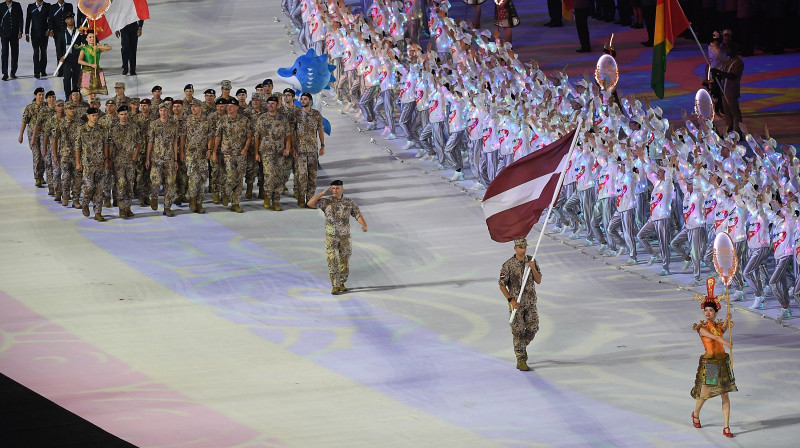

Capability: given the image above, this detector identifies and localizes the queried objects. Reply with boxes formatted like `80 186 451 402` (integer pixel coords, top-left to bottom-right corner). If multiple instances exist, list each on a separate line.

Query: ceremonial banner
561 0 574 21
482 129 577 242
650 0 690 99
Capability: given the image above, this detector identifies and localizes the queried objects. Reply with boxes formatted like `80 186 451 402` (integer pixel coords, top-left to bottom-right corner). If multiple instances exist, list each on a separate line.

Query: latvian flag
481 129 576 242
94 0 150 41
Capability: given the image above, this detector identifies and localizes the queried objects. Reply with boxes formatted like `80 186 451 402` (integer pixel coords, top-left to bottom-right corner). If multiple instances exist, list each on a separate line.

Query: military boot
263 197 270 209
516 359 530 371
338 283 348 293
139 195 148 206
231 203 243 213
127 208 135 218
54 191 61 202
61 197 69 207
163 207 175 217
95 212 105 222
212 192 220 204
189 199 196 212
258 185 265 199
151 196 158 211
331 285 340 295
273 200 282 211
245 183 253 199
195 203 206 214
103 198 111 208
82 203 90 217
72 199 81 209
35 178 43 187
174 196 182 206
48 186 55 196
221 194 230 206
297 194 305 208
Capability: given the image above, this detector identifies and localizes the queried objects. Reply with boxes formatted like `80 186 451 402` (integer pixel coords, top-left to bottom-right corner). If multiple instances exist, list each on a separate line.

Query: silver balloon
694 89 714 121
594 54 619 92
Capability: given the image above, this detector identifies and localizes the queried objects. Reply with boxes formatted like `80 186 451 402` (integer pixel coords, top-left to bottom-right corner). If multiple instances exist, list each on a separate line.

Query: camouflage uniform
182 114 212 206
279 104 299 194
75 123 108 215
132 112 153 204
148 118 180 209
21 101 46 184
216 114 252 206
66 100 89 120
208 112 227 200
173 115 189 202
35 106 57 192
202 102 216 117
316 196 362 288
254 111 292 205
499 255 541 361
242 105 265 194
294 108 324 202
107 121 142 212
98 113 119 204
53 115 82 205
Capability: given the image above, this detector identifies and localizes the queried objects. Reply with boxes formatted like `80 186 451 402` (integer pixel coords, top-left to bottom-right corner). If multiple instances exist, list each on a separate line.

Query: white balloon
694 89 714 121
713 233 737 286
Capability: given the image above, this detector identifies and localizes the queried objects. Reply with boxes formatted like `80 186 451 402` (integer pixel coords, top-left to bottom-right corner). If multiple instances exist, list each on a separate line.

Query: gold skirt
691 353 737 399
80 67 108 96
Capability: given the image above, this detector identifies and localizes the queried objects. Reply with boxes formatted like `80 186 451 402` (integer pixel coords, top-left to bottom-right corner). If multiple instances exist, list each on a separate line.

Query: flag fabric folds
93 0 150 41
481 129 576 243
561 0 574 21
650 0 690 99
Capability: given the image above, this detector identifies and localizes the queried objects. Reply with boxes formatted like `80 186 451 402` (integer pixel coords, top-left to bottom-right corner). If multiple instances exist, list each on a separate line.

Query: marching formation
18 79 325 220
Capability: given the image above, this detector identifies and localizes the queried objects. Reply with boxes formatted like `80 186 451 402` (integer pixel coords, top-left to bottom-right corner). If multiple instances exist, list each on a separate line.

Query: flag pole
510 117 585 324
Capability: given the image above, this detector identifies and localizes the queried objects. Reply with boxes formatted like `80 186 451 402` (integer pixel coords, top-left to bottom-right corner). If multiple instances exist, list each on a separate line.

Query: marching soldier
150 85 163 108
171 99 188 205
181 99 213 213
52 101 82 207
208 97 228 204
254 95 292 211
293 92 325 207
146 103 179 217
40 95 64 201
213 97 251 213
106 105 142 218
133 98 153 206
75 107 109 221
18 87 47 186
307 180 368 294
32 90 57 195
111 81 132 107
243 92 265 199
498 238 542 371
202 88 216 116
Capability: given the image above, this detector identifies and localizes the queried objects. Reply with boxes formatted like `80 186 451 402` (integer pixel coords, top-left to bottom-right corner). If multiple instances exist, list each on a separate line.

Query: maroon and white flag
481 129 577 242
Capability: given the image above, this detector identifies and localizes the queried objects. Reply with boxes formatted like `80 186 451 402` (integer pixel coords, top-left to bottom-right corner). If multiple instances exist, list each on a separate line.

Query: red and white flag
481 129 577 242
95 0 150 41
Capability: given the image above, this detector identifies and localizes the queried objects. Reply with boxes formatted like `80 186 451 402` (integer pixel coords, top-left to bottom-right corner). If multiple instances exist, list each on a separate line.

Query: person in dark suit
46 0 73 75
574 0 593 53
713 44 744 134
25 0 49 78
58 11 81 98
115 19 142 75
0 0 24 80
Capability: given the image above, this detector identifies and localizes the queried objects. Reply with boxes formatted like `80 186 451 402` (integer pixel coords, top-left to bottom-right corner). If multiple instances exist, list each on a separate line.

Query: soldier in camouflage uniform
254 96 292 211
279 89 299 197
98 99 119 208
133 98 154 206
208 97 228 204
40 97 64 202
308 180 368 294
213 98 252 213
65 88 89 121
52 102 82 208
294 93 325 207
172 100 189 205
181 99 213 213
112 82 132 107
150 85 164 109
75 107 110 222
181 84 195 118
33 91 58 196
243 93 266 200
202 88 217 117
107 105 142 218
498 238 542 371
18 87 47 187
146 103 180 217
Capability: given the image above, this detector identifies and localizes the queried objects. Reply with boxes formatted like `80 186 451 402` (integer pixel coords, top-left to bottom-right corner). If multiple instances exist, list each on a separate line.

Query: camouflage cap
65 102 76 109
251 93 264 101
129 97 140 104
191 99 203 106
221 80 232 89
114 81 125 89
106 98 116 105
55 99 65 106
513 238 528 247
